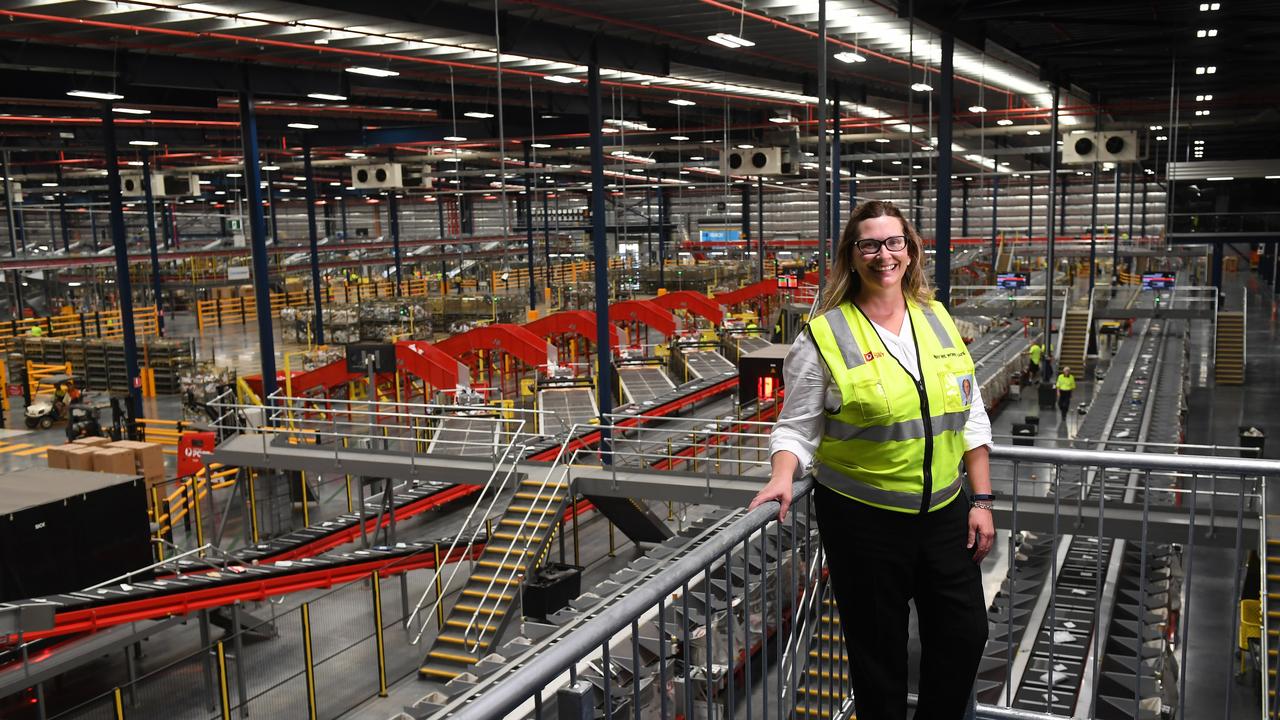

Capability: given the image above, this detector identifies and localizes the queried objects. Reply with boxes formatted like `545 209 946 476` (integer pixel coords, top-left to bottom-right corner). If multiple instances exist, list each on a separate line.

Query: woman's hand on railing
749 474 794 522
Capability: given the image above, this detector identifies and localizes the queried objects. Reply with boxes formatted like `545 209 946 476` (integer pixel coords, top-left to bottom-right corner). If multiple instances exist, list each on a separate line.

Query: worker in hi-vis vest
1027 340 1043 380
1056 366 1077 419
752 200 993 719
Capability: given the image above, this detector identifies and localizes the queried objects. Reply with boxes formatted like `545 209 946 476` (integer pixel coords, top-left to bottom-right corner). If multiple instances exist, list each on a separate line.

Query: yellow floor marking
0 443 34 454
15 445 51 456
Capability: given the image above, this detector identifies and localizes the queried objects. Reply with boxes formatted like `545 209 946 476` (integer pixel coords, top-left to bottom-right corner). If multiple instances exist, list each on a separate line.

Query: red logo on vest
863 351 875 362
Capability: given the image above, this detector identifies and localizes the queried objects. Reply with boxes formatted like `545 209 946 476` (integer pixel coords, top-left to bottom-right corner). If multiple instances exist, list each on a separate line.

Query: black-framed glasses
854 235 907 255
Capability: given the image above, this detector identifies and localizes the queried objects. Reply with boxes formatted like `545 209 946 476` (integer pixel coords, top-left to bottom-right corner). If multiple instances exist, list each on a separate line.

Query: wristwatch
970 493 994 510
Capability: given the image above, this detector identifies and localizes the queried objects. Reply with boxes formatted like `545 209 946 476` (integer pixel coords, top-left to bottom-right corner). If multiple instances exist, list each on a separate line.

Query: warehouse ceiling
0 0 1273 197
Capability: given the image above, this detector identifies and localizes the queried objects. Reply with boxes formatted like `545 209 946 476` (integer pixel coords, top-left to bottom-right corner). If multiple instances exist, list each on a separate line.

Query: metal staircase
1059 308 1092 373
1214 310 1245 385
793 585 851 719
418 473 571 681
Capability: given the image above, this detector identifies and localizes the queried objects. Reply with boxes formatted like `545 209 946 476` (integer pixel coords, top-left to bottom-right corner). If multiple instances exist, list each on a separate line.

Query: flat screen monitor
1141 273 1176 290
996 272 1029 289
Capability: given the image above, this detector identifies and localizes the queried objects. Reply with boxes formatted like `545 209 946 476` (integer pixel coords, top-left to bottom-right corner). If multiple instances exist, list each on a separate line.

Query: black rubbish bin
1239 426 1266 458
1038 383 1057 410
1024 415 1040 427
1012 423 1038 446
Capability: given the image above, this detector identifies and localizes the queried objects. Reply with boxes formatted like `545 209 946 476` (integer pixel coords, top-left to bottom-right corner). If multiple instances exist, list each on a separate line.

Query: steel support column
100 103 143 434
1027 176 1034 237
831 81 841 260
1127 165 1136 242
934 31 954 306
815 0 829 286
990 176 999 283
237 90 278 399
56 165 70 253
523 144 537 310
2 151 16 258
657 179 668 290
1089 162 1100 293
542 178 552 282
741 183 752 277
1059 174 1069 235
141 155 165 336
961 179 969 237
588 46 613 448
303 138 325 344
389 190 402 297
266 171 279 245
1113 166 1122 279
756 175 764 279
1044 84 1060 347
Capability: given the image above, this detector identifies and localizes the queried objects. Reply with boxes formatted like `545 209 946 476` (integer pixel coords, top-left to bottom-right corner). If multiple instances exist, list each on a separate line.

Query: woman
750 201 995 720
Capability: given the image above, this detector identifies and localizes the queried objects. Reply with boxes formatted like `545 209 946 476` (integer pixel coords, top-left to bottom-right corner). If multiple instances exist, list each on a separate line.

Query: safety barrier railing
0 305 159 353
489 259 592 290
195 278 438 334
420 442 1274 720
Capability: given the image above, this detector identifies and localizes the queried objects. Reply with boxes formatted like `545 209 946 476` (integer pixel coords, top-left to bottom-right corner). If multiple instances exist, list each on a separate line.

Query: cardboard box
65 445 99 471
46 444 82 470
72 436 111 448
92 447 137 475
109 441 166 481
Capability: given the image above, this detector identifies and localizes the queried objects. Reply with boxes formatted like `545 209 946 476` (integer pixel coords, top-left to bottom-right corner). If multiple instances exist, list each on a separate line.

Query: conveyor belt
539 387 598 437
618 366 675 406
0 482 480 645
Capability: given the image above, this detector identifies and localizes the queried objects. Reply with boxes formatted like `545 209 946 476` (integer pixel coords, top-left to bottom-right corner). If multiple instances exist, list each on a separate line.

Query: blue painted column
934 30 955 306
657 179 668 290
831 82 841 261
266 170 279 245
56 164 70 252
1044 84 1060 345
303 137 325 344
849 177 857 217
961 179 970 236
89 201 99 251
741 183 752 278
140 154 165 336
100 102 143 435
237 89 278 399
340 196 348 239
1113 166 1121 282
588 45 614 450
389 190 403 297
757 175 765 276
523 144 537 310
1088 162 1099 293
990 175 1000 284
542 176 552 282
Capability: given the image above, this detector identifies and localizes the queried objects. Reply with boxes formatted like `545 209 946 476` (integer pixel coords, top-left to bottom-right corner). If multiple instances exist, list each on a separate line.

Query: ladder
418 475 569 681
1214 310 1245 385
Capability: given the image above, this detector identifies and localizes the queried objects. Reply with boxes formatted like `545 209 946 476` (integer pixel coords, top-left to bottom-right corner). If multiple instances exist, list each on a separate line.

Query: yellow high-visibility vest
807 299 974 514
1056 373 1076 391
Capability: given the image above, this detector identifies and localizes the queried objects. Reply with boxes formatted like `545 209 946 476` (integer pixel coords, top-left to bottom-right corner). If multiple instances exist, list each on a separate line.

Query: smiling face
851 214 912 300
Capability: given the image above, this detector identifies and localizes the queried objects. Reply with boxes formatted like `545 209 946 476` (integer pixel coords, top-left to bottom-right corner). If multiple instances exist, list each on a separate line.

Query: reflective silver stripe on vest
816 463 963 512
822 308 865 369
919 305 955 349
824 408 969 442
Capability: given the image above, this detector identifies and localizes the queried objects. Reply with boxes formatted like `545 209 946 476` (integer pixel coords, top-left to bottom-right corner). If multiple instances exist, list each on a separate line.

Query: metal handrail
440 477 815 720
436 444 1274 720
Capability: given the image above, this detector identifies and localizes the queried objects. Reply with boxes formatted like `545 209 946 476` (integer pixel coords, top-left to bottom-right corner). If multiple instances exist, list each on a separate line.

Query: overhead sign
698 228 742 244
227 266 250 281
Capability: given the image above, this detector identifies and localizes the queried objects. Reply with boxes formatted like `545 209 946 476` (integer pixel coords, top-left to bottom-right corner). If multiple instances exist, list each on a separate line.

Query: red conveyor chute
434 323 550 368
396 340 463 390
608 299 678 337
713 278 779 308
650 290 725 324
524 310 620 348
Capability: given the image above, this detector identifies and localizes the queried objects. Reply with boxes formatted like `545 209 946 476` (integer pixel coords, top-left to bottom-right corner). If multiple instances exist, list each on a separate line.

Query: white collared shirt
769 311 993 477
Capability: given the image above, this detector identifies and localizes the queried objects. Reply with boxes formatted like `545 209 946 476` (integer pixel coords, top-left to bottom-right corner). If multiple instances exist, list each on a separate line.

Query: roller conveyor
681 349 736 380
538 386 599 437
428 416 509 456
618 365 676 406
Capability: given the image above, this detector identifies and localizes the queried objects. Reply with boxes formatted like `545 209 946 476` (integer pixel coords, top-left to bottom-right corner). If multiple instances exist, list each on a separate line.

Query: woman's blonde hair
817 200 934 314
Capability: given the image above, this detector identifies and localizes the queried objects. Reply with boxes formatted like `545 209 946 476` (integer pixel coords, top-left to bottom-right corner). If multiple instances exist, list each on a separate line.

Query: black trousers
1057 389 1072 417
815 483 988 720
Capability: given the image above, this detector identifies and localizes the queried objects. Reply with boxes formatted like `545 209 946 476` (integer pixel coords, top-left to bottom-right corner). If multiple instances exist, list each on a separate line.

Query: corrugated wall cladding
3 177 1165 253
